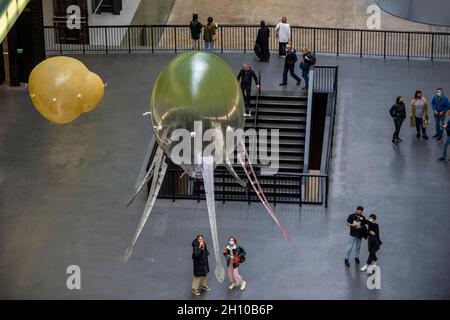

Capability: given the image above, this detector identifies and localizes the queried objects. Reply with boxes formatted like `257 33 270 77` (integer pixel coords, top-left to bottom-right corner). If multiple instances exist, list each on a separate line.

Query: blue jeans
434 114 446 138
443 136 450 158
204 41 214 52
345 236 362 260
300 62 309 87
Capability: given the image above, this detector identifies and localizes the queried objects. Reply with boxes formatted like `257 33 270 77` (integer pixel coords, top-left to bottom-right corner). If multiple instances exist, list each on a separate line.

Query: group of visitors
345 206 382 273
189 14 218 52
389 88 450 161
191 235 247 296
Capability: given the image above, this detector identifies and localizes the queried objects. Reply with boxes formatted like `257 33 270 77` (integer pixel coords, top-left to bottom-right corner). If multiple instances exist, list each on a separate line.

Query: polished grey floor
0 52 449 299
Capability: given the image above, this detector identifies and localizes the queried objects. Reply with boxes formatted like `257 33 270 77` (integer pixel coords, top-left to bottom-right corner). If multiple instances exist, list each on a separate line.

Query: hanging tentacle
202 156 226 283
236 138 291 242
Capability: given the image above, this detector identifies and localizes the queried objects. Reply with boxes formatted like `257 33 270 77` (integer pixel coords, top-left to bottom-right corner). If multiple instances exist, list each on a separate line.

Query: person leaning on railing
189 13 203 50
203 17 218 52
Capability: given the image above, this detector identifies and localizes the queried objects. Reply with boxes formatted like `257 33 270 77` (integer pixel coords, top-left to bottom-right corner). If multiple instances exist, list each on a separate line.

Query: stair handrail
302 66 314 174
253 69 262 131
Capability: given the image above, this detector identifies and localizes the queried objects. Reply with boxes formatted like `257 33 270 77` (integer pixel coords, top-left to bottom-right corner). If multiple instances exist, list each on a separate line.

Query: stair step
257 123 305 130
257 107 307 114
253 100 307 107
257 115 306 122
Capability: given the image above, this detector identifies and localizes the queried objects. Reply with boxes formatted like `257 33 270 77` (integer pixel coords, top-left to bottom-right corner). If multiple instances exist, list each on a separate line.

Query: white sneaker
240 280 246 290
360 264 368 272
228 282 236 290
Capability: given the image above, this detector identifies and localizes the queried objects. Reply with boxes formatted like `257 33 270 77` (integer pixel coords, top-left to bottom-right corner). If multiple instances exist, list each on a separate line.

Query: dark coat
192 239 210 277
256 27 270 60
365 220 382 253
390 103 406 120
189 20 203 40
237 67 259 88
285 50 298 66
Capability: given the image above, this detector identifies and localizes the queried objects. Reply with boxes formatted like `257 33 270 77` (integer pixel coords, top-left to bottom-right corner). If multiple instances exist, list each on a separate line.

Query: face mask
437 92 442 97
229 241 235 246
369 218 374 222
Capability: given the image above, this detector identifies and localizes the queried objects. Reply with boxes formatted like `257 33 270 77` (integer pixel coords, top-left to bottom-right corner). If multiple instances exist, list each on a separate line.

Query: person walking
409 90 430 139
389 96 407 145
189 13 203 50
299 47 316 90
279 44 301 86
345 206 366 267
431 88 450 141
438 119 450 161
191 235 212 296
237 63 260 116
275 17 291 57
223 236 247 291
360 213 382 272
203 17 218 52
255 20 270 62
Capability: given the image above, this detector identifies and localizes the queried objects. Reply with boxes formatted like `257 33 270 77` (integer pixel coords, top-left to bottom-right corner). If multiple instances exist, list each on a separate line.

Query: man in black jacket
237 63 259 116
344 206 366 267
279 44 301 86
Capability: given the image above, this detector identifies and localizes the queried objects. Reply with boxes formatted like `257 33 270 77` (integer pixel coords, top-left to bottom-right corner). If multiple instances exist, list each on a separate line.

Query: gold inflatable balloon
28 56 105 124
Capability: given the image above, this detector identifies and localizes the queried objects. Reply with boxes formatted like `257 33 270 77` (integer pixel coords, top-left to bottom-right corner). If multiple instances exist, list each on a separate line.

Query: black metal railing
44 24 450 60
312 66 339 207
158 168 328 205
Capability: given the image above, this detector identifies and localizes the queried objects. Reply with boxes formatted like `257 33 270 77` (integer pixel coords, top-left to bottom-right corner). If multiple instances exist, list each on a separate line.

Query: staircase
211 91 308 202
156 90 309 203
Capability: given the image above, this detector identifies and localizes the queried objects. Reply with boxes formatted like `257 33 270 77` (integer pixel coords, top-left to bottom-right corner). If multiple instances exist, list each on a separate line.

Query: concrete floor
166 0 450 32
0 53 450 299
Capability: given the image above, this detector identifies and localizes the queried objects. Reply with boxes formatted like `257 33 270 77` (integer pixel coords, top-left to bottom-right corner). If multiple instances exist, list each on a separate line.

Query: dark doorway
308 93 328 170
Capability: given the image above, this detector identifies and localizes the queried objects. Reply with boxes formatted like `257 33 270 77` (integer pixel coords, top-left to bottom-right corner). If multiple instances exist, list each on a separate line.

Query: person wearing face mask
431 88 450 141
223 236 247 290
191 234 212 296
345 206 367 267
389 96 407 145
410 90 430 139
360 213 382 272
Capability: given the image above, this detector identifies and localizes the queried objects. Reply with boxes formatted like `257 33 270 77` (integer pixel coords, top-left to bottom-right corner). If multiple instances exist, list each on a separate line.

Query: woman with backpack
223 236 247 290
189 14 203 50
299 47 316 90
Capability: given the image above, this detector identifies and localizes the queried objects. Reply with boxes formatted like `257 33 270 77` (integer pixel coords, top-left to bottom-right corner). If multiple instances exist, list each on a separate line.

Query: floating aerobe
125 52 290 282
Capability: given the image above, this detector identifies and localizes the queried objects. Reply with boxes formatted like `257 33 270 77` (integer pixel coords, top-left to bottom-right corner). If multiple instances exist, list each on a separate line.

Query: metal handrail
43 24 450 35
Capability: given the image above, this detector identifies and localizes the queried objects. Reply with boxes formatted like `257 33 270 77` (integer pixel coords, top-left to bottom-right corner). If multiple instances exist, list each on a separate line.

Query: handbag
254 43 261 58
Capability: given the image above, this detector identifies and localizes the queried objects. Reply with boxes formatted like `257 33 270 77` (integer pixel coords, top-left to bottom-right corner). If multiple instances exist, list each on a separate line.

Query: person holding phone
345 206 366 267
431 88 450 141
191 235 212 296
